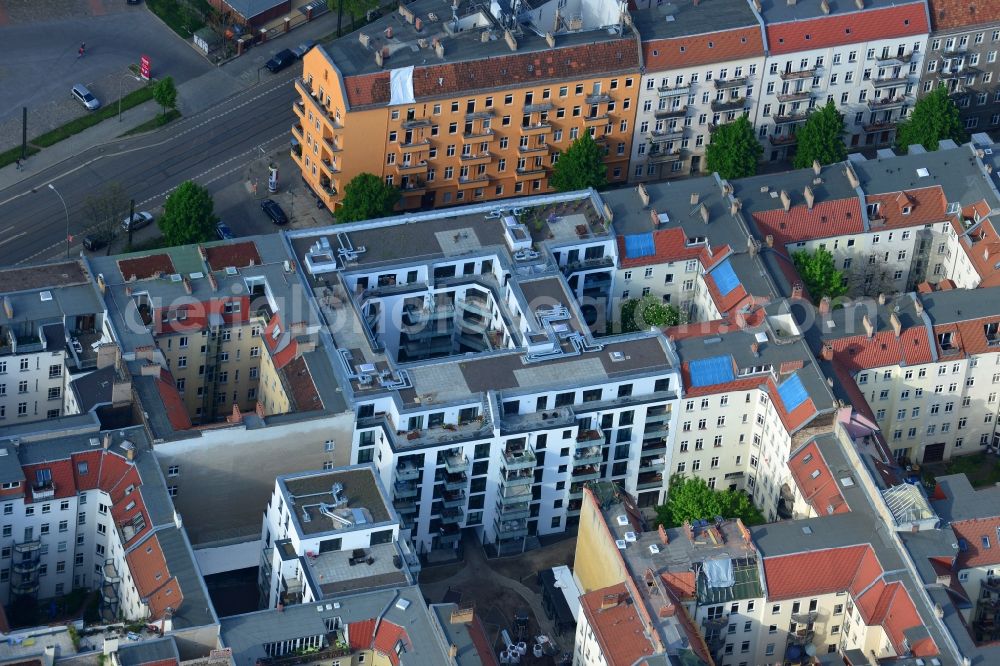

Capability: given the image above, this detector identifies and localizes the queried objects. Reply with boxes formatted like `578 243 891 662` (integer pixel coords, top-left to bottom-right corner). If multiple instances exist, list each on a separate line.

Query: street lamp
48 183 71 258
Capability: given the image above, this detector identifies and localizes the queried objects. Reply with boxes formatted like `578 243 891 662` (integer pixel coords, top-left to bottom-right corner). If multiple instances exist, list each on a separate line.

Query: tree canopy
550 132 607 192
791 247 848 302
82 182 128 255
620 297 683 333
792 100 846 169
337 172 400 223
705 116 762 180
655 475 765 528
152 77 177 118
158 180 217 246
895 85 967 152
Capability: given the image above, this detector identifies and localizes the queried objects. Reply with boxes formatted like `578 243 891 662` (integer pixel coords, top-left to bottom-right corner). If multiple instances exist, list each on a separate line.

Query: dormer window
938 332 954 350
902 206 912 215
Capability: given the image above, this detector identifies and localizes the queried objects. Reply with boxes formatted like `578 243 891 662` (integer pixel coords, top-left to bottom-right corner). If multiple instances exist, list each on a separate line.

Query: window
167 465 179 477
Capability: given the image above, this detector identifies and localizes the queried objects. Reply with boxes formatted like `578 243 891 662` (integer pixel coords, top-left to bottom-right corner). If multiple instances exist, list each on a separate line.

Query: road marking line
0 231 27 248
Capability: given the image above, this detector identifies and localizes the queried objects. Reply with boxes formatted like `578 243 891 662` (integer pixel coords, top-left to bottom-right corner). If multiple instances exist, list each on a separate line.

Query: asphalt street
0 69 300 265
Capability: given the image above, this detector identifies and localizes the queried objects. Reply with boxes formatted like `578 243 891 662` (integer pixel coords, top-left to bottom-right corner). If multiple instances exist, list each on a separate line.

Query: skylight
916 168 930 178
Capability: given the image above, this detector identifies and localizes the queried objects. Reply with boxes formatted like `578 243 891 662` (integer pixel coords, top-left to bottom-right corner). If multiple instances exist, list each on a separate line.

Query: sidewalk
0 10 339 194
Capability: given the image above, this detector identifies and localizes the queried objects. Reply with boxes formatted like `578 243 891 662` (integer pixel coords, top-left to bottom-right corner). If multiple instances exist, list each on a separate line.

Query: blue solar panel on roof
711 259 740 297
689 356 735 388
624 233 656 259
777 374 809 412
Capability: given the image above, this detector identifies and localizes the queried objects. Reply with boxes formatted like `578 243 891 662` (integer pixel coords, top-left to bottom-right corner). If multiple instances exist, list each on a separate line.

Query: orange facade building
293 0 641 211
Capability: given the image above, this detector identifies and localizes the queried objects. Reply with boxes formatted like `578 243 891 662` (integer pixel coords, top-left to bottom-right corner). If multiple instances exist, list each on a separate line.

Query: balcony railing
654 106 688 119
259 644 351 666
780 68 817 81
776 90 812 103
523 102 554 113
870 76 909 88
657 85 690 97
714 77 748 89
503 448 536 470
32 482 56 500
867 96 907 111
772 112 810 125
585 93 613 104
710 98 746 112
862 120 898 133
769 133 798 146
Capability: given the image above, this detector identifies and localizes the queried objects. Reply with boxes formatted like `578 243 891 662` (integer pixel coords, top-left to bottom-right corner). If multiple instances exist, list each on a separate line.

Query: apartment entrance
921 442 946 463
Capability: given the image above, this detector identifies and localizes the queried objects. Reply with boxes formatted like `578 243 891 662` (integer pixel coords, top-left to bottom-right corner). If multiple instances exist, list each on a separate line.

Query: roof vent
802 525 813 535
395 598 411 611
190 272 204 280
649 543 661 554
839 476 855 487
39 291 52 302
624 531 637 542
916 167 930 178
169 273 182 282
89 438 100 447
616 515 629 526
225 267 238 276
615 539 627 549
610 351 625 362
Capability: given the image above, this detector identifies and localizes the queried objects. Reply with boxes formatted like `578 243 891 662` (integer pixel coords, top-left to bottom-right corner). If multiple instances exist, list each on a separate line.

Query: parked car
82 232 110 252
292 41 315 59
266 49 296 73
216 221 234 240
121 211 154 232
261 199 288 225
72 84 100 111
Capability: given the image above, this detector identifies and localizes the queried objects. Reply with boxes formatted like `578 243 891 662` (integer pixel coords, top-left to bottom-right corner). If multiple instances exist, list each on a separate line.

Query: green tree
793 100 846 169
620 297 684 333
791 247 848 302
895 85 967 152
328 0 378 35
337 172 400 223
705 115 762 180
152 76 177 118
550 132 607 192
655 475 765 528
158 180 217 246
82 182 129 255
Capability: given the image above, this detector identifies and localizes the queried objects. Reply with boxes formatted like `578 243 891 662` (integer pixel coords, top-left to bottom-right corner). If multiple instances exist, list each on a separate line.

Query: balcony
574 447 603 466
648 149 684 164
258 642 351 666
862 120 898 133
523 102 554 113
14 541 40 555
515 166 547 180
400 180 426 196
445 453 469 474
636 472 664 490
870 76 909 88
459 152 492 165
394 481 418 499
457 174 490 189
319 157 338 177
463 128 495 142
401 117 432 129
518 143 550 154
496 519 529 539
504 469 535 487
500 484 532 505
711 97 747 112
791 611 818 624
773 112 810 125
32 482 56 500
644 424 670 439
572 465 601 482
714 77 749 89
323 135 341 152
440 507 465 524
648 128 684 142
657 84 690 97
11 580 38 596
296 78 344 130
12 559 40 575
520 122 552 135
458 296 490 317
654 106 688 119
393 498 418 514
443 472 468 491
399 137 430 150
320 180 337 197
787 629 815 645
585 93 613 105
293 100 305 117
876 52 914 66
642 439 667 455
291 123 303 142
780 68 817 81
442 490 466 508
466 109 494 120
867 96 907 111
499 502 530 521
439 526 462 544
395 160 428 174
769 133 798 146
102 560 120 584
503 447 536 470
776 90 812 103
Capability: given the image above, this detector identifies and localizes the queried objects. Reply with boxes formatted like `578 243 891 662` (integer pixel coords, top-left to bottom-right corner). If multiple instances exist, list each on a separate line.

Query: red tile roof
788 441 850 516
642 26 764 70
829 329 933 374
660 571 696 601
348 619 376 651
765 3 929 55
960 218 1000 287
468 615 500 666
204 242 262 271
952 518 1000 568
579 584 656 666
866 185 948 230
343 39 641 108
762 544 876 600
372 621 408 666
156 369 193 432
928 0 1000 30
118 254 176 282
282 355 322 412
22 459 76 502
751 198 863 248
616 228 706 268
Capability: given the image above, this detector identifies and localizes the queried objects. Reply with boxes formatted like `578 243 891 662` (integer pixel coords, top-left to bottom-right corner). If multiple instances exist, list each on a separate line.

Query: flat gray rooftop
631 0 761 40
282 466 393 536
755 0 918 23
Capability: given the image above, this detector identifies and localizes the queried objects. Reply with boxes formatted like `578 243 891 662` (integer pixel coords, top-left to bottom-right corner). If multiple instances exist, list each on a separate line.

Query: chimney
690 191 700 206
385 26 393 39
603 202 614 222
434 40 445 58
786 0 796 4
780 190 791 212
449 645 458 659
753 0 761 9
819 296 831 314
878 292 886 305
359 33 370 48
480 30 489 43
803 185 815 210
96 343 119 370
730 197 742 216
126 447 135 462
545 32 555 48
415 17 423 31
658 524 669 544
750 342 760 357
375 50 384 67
699 203 710 224
638 182 650 207
845 163 860 188
914 297 924 315
820 0 830 13
103 433 112 449
855 0 864 7
398 4 414 22
747 236 758 256
821 343 834 361
504 29 518 52
791 282 803 300
255 400 266 418
2 297 11 318
812 159 821 176
208 273 218 292
862 314 874 339
890 312 902 337
182 278 192 295
650 208 661 228
97 273 106 293
765 234 774 247
935 603 944 619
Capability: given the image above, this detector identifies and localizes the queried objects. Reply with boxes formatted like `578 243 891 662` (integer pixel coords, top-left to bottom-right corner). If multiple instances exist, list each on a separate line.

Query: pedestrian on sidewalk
14 158 22 171
78 43 86 58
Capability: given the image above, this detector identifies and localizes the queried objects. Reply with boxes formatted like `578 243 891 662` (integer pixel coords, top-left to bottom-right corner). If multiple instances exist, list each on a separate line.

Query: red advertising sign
140 55 151 80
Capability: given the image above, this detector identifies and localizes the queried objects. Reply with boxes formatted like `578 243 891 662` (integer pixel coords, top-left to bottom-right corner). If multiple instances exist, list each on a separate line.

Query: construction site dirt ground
419 532 577 664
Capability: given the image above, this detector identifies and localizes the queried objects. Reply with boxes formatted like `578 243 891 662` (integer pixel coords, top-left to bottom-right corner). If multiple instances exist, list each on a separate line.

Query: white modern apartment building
753 0 930 159
628 0 767 181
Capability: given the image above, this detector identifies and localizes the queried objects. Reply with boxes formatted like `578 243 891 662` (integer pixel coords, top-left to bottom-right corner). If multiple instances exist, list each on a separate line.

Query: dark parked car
261 199 288 225
292 40 315 59
266 49 296 73
216 221 234 240
82 233 110 252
